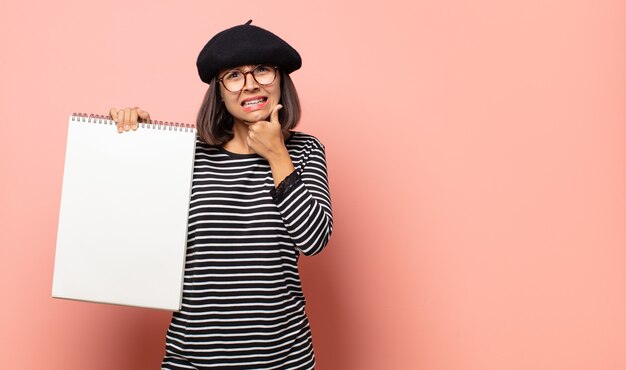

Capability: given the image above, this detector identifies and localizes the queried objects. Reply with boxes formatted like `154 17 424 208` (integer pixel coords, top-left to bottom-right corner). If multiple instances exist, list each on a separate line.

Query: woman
109 20 333 369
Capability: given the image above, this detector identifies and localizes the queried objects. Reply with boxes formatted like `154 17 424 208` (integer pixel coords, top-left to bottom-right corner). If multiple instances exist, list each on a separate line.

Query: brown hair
196 70 301 145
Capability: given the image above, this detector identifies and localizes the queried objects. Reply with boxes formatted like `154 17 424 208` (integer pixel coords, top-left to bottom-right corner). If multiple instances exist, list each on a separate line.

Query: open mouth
241 97 267 107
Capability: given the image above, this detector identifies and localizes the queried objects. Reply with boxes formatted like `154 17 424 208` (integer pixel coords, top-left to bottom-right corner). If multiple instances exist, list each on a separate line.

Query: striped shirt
161 131 333 370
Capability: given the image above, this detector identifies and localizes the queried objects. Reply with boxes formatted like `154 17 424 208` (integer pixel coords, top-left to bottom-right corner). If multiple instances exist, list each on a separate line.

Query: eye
224 71 240 80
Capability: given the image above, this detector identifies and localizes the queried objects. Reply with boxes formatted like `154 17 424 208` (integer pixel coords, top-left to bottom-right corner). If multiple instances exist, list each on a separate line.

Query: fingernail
125 125 129 129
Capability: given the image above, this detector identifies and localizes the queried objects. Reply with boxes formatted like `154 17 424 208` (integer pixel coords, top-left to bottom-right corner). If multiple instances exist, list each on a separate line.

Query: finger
137 108 151 122
123 107 131 131
246 135 256 151
270 104 283 125
247 122 260 131
109 107 118 122
116 110 125 133
109 107 120 132
130 108 139 130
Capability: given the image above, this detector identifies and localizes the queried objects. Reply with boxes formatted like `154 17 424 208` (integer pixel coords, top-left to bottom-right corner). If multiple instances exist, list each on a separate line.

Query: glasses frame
218 64 279 92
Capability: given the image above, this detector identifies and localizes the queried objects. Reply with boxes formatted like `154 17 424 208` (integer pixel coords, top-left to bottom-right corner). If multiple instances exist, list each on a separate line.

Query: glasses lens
222 70 244 92
253 65 276 85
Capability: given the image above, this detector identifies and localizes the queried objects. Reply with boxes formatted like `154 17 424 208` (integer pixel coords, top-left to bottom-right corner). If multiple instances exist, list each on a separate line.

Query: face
218 64 281 124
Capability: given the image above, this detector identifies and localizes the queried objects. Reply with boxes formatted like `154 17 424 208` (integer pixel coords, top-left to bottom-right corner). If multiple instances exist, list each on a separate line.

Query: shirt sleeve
269 139 333 256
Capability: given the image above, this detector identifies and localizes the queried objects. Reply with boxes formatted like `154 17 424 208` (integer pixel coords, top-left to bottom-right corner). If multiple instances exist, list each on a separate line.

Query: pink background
1 1 625 369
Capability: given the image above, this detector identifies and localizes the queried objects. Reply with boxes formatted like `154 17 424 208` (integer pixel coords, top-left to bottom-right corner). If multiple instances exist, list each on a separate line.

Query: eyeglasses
218 64 278 92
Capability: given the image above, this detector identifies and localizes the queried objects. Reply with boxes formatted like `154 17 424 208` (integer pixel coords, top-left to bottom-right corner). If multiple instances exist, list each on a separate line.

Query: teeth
243 98 265 106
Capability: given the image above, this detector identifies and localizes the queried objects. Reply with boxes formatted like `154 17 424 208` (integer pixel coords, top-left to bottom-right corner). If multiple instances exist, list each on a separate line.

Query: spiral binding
71 112 196 133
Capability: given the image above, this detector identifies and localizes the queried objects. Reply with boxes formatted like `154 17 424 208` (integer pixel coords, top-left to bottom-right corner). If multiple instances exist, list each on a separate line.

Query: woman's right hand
109 107 151 133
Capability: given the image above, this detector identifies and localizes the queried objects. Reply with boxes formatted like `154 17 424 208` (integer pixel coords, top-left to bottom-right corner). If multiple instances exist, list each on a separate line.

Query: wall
0 0 625 369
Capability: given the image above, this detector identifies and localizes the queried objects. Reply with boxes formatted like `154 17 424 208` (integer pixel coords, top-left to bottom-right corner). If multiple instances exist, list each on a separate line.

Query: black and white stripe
162 131 333 370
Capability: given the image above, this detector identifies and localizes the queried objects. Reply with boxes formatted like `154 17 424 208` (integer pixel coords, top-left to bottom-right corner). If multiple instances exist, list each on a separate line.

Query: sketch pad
52 113 196 311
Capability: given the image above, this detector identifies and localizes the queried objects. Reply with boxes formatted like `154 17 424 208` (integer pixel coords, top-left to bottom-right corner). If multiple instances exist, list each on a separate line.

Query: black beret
196 20 302 84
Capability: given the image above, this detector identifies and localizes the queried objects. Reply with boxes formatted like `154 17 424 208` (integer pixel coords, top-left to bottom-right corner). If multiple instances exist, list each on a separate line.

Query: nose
242 71 260 92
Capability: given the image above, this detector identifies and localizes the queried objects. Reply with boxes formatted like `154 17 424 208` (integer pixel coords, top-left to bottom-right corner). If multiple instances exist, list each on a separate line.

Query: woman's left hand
246 104 289 161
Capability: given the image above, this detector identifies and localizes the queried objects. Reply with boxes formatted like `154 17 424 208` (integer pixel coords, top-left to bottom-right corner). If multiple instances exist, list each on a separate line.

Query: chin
242 110 270 122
